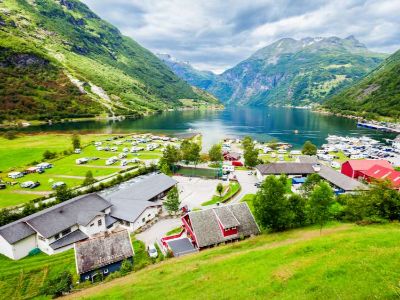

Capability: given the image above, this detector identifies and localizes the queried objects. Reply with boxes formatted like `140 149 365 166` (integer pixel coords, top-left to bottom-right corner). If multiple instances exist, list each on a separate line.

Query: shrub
120 259 133 275
40 270 73 298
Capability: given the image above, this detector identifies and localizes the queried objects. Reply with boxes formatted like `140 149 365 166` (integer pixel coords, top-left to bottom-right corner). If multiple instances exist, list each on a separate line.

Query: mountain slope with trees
323 49 400 119
161 36 386 107
0 0 217 122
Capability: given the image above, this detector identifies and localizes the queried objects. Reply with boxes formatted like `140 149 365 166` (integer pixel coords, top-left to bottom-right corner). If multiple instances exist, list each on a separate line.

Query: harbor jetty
357 121 400 133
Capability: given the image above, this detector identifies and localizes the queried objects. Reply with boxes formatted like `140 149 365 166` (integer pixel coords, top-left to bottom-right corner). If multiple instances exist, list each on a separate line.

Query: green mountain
157 53 217 90
163 36 386 107
323 49 400 119
0 0 217 122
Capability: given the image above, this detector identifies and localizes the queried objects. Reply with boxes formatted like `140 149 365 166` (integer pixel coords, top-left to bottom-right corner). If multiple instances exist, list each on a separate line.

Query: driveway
174 176 221 209
231 170 258 203
136 218 181 246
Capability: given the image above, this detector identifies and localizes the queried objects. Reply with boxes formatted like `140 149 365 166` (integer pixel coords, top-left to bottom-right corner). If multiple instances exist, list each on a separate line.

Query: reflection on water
15 107 395 149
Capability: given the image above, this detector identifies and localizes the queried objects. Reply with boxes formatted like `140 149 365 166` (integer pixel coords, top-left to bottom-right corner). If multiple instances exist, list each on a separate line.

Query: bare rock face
0 52 49 68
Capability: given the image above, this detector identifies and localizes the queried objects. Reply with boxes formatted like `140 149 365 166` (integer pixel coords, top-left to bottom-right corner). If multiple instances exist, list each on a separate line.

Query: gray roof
318 165 367 191
167 238 198 257
110 200 161 223
188 203 260 248
49 229 88 250
0 194 111 242
213 206 240 229
26 193 111 238
75 230 134 274
0 222 35 244
102 173 177 202
256 163 315 175
105 215 118 228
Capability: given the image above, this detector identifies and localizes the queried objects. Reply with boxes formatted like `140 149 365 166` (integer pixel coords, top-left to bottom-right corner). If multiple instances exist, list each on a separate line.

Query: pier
357 122 400 134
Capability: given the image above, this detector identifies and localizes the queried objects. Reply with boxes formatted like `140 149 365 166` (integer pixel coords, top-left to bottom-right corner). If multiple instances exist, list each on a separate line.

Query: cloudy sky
82 0 400 73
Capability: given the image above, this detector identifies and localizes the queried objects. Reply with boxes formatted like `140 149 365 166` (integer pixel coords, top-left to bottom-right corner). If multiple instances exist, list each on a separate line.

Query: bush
120 259 133 275
3 130 17 140
40 270 73 298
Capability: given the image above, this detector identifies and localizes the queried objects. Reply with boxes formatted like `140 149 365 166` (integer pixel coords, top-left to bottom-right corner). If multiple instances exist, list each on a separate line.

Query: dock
357 122 400 133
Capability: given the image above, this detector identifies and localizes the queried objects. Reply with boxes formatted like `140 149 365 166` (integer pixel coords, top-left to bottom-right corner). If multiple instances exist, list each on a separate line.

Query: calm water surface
17 107 396 149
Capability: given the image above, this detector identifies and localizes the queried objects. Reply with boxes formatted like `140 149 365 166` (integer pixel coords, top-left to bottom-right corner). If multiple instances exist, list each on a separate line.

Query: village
1 130 400 290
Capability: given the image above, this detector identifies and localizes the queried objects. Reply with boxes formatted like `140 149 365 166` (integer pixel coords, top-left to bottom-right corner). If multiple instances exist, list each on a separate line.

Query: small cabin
74 230 134 282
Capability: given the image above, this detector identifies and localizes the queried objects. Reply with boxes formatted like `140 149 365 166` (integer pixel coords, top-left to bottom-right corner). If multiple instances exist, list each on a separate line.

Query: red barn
341 159 393 179
360 165 400 189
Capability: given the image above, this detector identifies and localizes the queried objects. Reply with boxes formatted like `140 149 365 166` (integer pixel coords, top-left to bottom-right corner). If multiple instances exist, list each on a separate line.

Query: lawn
0 134 167 208
0 236 151 300
201 182 241 206
65 223 400 300
241 193 255 214
166 226 183 236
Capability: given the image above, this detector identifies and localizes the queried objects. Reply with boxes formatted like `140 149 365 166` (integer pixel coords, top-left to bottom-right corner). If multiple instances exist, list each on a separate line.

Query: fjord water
20 107 395 149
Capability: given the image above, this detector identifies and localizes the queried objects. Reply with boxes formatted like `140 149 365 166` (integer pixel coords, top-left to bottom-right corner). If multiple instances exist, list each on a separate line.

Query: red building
162 203 259 256
341 159 393 179
360 165 400 190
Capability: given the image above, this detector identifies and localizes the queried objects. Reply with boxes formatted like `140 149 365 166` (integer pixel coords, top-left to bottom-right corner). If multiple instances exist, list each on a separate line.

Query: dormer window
54 234 60 240
98 219 102 226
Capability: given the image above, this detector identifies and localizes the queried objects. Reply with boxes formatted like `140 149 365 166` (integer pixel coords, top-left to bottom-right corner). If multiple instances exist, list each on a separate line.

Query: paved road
231 170 258 203
136 218 181 246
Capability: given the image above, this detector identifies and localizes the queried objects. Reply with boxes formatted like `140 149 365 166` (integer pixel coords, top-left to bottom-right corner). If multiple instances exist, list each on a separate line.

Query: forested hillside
0 0 216 122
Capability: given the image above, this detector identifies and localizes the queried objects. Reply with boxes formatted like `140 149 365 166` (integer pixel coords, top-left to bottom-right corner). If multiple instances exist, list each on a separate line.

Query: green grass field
0 134 167 208
0 237 151 300
64 223 400 300
241 193 255 213
201 182 241 206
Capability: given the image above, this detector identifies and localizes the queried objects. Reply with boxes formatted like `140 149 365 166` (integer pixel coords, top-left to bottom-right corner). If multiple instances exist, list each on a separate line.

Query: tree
55 184 73 202
301 173 322 197
83 170 96 186
40 270 73 297
242 136 253 150
43 150 57 160
3 130 17 140
242 136 259 167
301 140 317 155
160 145 181 169
181 141 201 167
163 186 181 214
253 175 292 231
71 133 81 150
216 183 224 198
160 162 172 175
287 194 307 228
208 144 223 162
308 181 334 233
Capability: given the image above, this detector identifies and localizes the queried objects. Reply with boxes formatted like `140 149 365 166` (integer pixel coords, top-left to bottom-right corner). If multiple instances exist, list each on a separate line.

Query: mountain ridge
0 0 218 122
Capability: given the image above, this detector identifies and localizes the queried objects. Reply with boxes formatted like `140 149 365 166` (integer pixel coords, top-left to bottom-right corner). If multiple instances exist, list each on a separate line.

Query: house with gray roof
100 173 177 232
255 163 315 181
180 203 260 249
0 193 113 260
75 229 134 282
0 173 178 260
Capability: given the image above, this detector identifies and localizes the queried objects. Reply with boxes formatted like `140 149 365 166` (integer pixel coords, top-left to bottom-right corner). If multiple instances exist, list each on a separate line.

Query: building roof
0 194 111 242
101 173 176 223
361 165 400 188
105 215 118 228
318 165 367 191
75 230 134 274
166 238 198 257
102 173 177 202
26 193 111 238
49 229 88 250
188 203 259 248
213 206 240 229
343 159 393 171
256 163 315 175
0 222 36 244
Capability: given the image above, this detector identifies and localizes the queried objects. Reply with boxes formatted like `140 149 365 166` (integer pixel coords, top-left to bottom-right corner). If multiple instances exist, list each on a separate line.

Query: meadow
64 223 400 300
0 133 166 208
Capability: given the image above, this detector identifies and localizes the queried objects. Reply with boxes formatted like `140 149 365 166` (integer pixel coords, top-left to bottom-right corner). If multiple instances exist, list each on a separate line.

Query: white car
147 244 158 258
20 181 35 188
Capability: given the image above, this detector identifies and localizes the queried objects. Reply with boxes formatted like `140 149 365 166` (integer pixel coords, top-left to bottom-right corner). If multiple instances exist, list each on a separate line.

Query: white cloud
82 0 400 73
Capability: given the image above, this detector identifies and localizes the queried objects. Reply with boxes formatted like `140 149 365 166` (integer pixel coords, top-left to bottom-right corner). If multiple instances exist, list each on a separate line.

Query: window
142 217 146 222
98 219 102 226
103 268 109 274
61 228 71 236
54 234 60 240
90 223 94 227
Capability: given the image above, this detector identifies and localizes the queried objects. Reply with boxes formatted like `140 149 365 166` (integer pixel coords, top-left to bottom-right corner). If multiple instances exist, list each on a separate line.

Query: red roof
345 159 393 171
361 165 400 188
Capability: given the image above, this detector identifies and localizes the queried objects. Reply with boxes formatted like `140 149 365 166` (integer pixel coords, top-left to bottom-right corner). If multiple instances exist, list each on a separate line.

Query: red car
232 161 243 166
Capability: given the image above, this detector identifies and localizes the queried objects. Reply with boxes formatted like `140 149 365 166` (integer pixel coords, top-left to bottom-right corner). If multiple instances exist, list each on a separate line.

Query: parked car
30 181 40 189
221 175 228 181
247 171 253 175
254 182 261 188
147 244 158 258
21 181 40 189
52 182 66 190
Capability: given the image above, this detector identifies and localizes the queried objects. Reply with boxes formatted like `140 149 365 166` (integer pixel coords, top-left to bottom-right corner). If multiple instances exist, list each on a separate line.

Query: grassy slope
324 49 400 119
0 0 216 121
0 238 151 300
64 223 400 299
